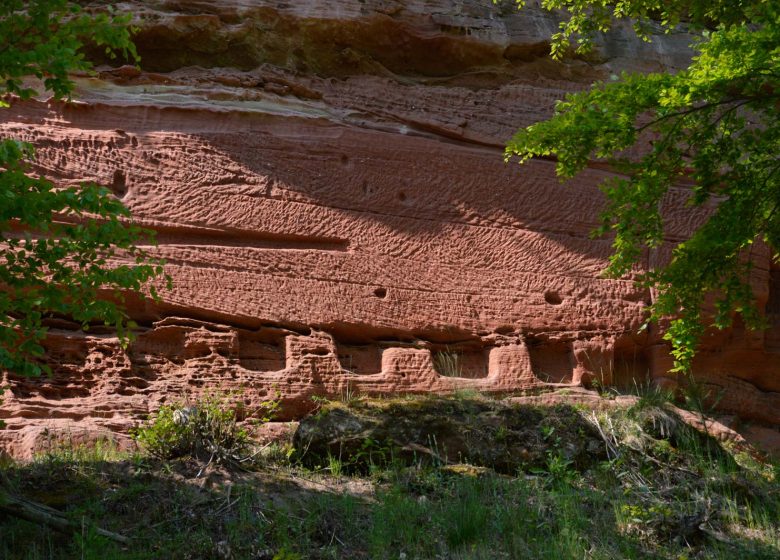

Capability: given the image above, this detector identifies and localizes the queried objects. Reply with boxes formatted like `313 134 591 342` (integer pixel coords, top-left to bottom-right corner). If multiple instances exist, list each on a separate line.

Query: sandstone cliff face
1 0 778 457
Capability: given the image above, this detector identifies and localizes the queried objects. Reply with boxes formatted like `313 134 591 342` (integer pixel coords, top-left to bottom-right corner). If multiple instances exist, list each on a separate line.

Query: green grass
1 400 779 560
432 348 463 377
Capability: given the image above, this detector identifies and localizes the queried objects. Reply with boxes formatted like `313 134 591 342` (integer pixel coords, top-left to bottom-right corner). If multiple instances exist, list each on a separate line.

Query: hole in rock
36 382 90 400
134 325 225 364
612 347 650 390
111 169 127 197
529 340 573 383
374 287 388 299
41 317 82 331
431 345 488 378
238 329 286 372
41 338 90 366
544 291 562 305
397 191 407 201
502 42 549 63
117 378 150 395
181 338 215 360
320 322 419 346
338 344 383 375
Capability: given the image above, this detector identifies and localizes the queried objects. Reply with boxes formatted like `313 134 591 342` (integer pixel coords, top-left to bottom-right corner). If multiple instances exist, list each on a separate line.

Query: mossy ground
1 394 778 560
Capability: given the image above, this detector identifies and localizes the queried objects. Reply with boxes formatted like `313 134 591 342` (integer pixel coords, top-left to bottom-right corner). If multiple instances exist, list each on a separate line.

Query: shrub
132 394 277 464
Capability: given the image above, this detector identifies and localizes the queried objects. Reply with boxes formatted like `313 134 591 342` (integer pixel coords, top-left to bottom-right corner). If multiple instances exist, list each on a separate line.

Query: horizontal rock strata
1 0 778 457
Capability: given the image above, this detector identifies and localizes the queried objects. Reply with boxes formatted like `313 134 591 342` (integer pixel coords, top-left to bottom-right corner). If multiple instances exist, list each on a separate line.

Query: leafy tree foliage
0 0 137 102
506 1 779 370
0 1 165 377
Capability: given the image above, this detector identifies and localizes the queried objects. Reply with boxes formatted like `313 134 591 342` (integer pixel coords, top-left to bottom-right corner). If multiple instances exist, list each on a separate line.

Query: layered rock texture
1 0 779 456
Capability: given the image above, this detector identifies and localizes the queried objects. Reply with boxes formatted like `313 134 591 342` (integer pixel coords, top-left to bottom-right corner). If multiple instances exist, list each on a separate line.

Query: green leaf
506 0 780 371
0 3 169 376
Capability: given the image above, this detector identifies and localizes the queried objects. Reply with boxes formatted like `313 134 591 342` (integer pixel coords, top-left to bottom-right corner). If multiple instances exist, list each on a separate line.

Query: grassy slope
0 394 778 560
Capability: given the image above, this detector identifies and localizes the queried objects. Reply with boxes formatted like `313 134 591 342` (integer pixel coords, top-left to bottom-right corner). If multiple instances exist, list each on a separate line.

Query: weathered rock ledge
1 1 778 457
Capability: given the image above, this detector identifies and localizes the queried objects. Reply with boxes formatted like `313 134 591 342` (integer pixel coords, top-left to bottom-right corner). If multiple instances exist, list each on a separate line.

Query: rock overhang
1 0 778 458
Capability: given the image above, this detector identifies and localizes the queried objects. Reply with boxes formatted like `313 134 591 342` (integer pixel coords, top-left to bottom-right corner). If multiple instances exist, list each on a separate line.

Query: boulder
294 397 606 474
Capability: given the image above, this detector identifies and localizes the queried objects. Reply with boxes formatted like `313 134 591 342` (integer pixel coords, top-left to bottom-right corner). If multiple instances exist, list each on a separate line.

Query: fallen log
0 487 130 545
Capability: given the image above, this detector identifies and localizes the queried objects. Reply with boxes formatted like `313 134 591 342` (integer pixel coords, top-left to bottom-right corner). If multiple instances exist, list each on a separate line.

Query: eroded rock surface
1 0 779 457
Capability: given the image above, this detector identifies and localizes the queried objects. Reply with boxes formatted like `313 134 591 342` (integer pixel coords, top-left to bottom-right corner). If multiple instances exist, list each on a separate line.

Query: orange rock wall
1 1 778 456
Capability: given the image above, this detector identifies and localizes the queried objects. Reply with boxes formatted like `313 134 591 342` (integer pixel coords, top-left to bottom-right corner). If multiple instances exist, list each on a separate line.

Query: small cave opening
237 329 286 372
337 344 383 375
544 291 562 305
431 345 489 379
374 287 388 299
528 339 573 383
111 169 128 197
611 347 650 390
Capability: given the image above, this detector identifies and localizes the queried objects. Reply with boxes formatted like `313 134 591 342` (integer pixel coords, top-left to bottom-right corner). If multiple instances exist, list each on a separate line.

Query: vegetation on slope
1 393 778 560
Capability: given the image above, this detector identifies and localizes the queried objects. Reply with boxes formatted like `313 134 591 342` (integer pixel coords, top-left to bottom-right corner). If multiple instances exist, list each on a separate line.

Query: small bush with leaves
133 394 277 464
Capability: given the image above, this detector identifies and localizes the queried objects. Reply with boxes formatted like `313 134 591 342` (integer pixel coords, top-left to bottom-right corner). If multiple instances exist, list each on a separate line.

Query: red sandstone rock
1 1 778 457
